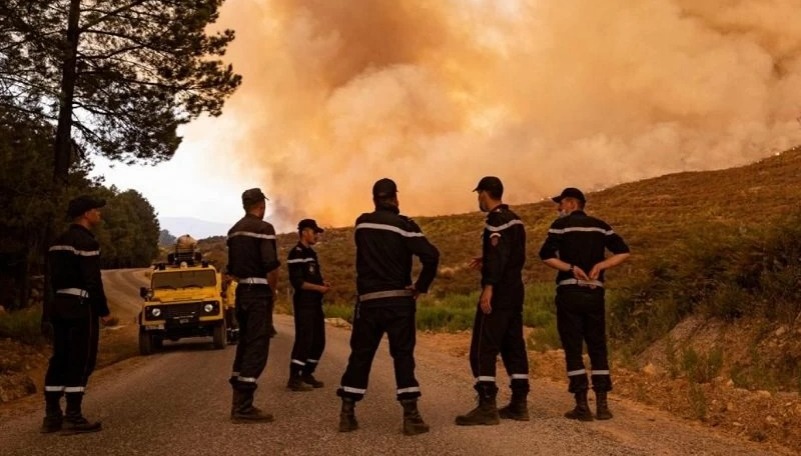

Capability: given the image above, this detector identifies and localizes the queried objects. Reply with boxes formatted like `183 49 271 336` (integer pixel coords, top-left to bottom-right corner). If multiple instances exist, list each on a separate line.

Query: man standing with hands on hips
226 188 280 423
337 178 440 436
539 187 630 421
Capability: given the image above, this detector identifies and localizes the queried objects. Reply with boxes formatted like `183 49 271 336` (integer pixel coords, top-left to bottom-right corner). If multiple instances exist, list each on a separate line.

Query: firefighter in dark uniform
337 178 440 436
41 195 114 434
286 218 330 391
456 176 530 426
226 188 280 423
539 187 630 421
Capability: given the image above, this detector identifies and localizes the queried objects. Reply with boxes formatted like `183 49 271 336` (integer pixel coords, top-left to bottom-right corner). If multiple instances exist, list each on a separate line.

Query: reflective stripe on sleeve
48 245 100 256
228 231 276 240
476 376 496 382
237 376 257 383
286 258 315 264
548 227 614 235
355 223 425 238
567 369 587 377
484 219 524 232
64 386 86 393
591 370 610 375
291 359 306 366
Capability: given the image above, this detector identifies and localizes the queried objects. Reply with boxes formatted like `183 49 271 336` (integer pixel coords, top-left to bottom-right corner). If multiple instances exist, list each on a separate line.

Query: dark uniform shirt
355 204 440 299
227 214 280 280
47 224 109 317
538 210 630 292
287 242 324 307
481 204 526 307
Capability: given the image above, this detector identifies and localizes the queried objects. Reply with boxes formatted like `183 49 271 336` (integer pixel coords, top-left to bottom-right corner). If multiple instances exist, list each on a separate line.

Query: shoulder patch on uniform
490 235 500 246
295 246 303 251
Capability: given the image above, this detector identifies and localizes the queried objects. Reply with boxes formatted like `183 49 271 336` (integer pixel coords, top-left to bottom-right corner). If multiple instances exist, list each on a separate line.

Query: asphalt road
0 269 787 456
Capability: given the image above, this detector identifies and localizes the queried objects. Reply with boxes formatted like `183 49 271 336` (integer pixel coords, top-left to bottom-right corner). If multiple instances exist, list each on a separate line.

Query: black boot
338 398 358 432
62 392 102 435
455 384 500 426
40 391 63 433
595 391 613 420
287 372 313 392
498 391 530 421
564 390 594 421
231 388 273 423
400 399 429 436
301 373 324 388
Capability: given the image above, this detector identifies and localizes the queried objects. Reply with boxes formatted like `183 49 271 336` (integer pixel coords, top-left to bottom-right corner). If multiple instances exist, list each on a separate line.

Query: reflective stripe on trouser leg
499 308 530 394
306 306 326 375
337 305 383 401
385 306 420 400
235 290 273 385
584 292 612 392
556 292 590 393
290 305 317 376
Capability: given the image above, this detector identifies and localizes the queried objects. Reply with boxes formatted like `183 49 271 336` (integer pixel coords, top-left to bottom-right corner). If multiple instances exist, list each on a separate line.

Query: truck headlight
204 303 214 313
150 307 161 318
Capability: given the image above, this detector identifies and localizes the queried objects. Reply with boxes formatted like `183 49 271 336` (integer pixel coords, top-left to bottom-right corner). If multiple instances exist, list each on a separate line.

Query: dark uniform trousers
469 287 530 396
556 290 612 393
44 295 99 394
231 284 273 391
337 300 420 402
290 304 326 376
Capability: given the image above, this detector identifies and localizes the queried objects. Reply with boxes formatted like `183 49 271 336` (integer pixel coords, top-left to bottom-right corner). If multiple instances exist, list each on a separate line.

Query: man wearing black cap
286 218 330 392
337 178 440 436
539 187 630 421
455 176 530 426
226 188 280 423
41 195 114 434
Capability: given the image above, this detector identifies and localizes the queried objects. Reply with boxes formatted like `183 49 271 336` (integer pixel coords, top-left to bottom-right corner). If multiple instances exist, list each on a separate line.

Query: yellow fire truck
137 236 226 355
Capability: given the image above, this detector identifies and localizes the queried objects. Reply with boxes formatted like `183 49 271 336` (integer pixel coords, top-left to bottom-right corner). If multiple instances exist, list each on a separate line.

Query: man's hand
405 285 420 300
100 315 117 326
479 286 493 314
589 263 604 280
318 283 331 294
571 265 590 281
468 256 482 271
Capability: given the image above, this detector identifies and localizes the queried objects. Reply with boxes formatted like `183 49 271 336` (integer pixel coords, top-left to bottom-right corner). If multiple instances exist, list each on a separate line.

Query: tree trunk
53 0 81 184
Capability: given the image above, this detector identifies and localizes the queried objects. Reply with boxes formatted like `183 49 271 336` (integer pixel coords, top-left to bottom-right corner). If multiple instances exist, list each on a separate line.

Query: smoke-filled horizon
193 0 801 229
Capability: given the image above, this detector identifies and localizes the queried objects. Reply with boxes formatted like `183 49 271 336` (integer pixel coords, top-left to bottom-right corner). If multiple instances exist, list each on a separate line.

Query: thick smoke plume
193 0 801 229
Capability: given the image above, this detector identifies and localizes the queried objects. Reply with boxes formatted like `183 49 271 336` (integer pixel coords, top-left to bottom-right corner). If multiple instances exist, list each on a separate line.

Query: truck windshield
152 269 217 289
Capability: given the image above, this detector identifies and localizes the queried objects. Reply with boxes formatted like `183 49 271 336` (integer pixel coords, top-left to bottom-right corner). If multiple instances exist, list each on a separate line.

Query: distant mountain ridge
159 216 229 240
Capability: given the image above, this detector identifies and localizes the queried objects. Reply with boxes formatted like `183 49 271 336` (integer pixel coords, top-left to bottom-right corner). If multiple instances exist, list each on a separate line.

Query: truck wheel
153 335 164 349
139 329 153 356
212 322 225 349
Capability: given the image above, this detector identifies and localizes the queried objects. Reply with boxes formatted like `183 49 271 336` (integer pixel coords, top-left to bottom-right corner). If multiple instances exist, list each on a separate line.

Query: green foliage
687 383 708 420
680 346 724 384
609 209 801 352
0 0 241 165
0 307 44 345
159 230 177 247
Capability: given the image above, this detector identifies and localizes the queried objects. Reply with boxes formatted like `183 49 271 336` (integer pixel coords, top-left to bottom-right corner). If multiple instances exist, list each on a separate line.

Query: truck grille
162 302 202 319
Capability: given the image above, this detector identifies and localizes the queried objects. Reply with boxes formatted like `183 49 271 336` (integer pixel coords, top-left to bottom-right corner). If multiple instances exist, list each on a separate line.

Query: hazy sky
93 0 801 231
